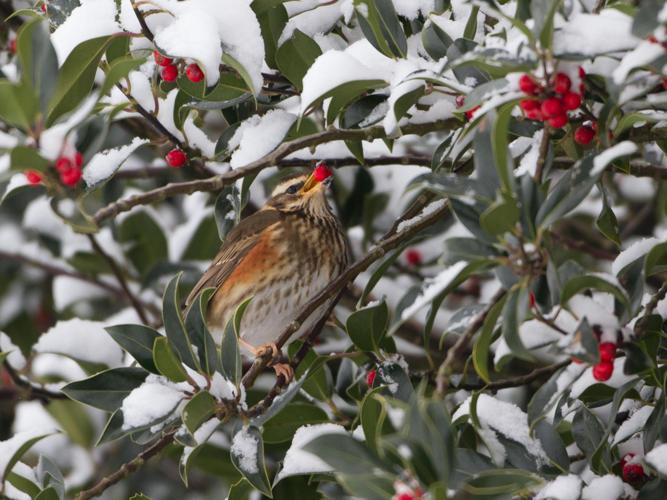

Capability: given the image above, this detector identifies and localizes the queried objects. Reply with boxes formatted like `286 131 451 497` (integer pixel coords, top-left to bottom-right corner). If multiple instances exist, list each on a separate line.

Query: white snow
612 406 654 445
231 427 259 474
34 318 124 367
591 141 638 177
612 237 661 275
400 261 468 321
278 2 342 45
300 50 386 113
613 42 666 84
121 374 186 430
493 317 569 365
0 430 48 481
393 0 435 20
50 0 121 63
553 10 639 57
536 474 582 500
0 332 26 370
645 442 667 475
581 474 625 500
275 423 347 483
83 138 148 186
570 358 634 399
453 394 547 464
397 199 447 232
229 110 296 168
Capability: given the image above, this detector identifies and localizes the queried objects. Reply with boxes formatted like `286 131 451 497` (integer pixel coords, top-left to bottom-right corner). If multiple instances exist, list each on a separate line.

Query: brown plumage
185 170 349 379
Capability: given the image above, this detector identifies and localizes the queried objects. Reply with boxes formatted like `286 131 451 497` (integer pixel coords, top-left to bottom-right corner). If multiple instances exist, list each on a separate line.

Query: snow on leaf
612 405 653 445
83 137 149 187
229 110 296 169
553 10 639 57
580 474 625 500
121 374 187 430
645 442 667 475
535 474 582 500
274 423 348 484
34 318 125 367
231 426 259 474
612 237 662 276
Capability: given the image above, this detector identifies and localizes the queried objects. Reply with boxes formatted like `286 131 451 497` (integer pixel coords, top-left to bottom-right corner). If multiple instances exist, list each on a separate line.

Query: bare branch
92 119 459 225
457 360 570 391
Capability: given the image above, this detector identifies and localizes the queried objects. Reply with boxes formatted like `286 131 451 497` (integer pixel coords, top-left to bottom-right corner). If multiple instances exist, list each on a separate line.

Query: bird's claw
272 363 294 383
255 342 280 360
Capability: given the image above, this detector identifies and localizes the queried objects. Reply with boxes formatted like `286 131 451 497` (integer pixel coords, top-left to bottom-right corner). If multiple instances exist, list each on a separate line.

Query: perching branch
2 361 67 403
74 429 177 500
132 4 154 41
435 288 507 397
92 119 459 225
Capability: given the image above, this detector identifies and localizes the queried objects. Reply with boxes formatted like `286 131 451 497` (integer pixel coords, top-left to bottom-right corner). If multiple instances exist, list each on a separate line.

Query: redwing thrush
185 164 349 380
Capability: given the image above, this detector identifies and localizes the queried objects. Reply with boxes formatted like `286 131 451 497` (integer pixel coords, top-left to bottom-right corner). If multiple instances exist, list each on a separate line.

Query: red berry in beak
598 342 616 362
366 368 376 387
313 162 332 182
166 148 187 168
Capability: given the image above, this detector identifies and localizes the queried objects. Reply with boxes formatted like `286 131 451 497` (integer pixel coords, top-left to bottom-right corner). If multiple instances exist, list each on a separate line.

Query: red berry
663 77 667 91
366 369 376 387
313 162 333 182
562 92 582 111
578 66 586 78
153 50 172 67
406 249 422 266
8 38 16 54
574 125 595 145
528 291 536 308
592 361 614 381
60 166 81 187
526 108 544 121
553 73 571 94
74 151 83 167
185 63 204 83
648 35 658 44
620 453 636 468
548 114 568 128
590 120 599 131
55 157 72 173
40 3 46 13
165 148 187 167
455 95 465 108
465 105 480 120
520 99 539 112
396 495 413 500
541 97 564 118
622 463 645 484
519 74 539 95
598 342 616 362
25 170 42 185
160 64 178 82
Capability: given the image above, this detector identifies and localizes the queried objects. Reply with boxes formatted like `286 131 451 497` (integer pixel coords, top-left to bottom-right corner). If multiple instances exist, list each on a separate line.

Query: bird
185 163 349 381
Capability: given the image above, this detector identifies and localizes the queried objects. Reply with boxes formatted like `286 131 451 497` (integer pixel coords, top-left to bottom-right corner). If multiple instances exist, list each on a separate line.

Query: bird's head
267 162 334 214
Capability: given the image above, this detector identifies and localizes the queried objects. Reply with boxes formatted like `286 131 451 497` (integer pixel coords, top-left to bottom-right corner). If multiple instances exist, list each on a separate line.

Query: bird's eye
286 183 301 194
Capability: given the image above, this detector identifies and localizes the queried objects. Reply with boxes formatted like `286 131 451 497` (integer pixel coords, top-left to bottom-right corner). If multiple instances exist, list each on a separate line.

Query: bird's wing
184 208 283 307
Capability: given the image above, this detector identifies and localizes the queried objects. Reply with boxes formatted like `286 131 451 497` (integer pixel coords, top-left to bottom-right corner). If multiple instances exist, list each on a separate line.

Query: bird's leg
240 339 294 383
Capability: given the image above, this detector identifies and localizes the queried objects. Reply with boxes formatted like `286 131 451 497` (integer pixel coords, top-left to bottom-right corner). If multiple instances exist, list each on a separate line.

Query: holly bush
1 1 667 499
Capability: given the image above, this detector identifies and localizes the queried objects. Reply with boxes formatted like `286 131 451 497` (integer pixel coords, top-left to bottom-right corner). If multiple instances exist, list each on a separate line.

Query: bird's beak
301 172 318 193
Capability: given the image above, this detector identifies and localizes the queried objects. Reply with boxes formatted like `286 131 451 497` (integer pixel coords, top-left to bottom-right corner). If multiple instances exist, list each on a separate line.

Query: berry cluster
518 71 583 129
25 151 84 187
154 50 204 84
165 148 188 168
620 453 646 486
592 341 616 381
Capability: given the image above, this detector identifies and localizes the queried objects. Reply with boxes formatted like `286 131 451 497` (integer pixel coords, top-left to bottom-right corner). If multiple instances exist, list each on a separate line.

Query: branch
553 157 667 180
132 5 154 41
549 232 618 260
75 429 176 500
92 119 459 225
2 362 67 403
241 199 451 389
457 359 570 391
435 288 507 397
643 282 667 318
534 127 551 184
86 235 150 325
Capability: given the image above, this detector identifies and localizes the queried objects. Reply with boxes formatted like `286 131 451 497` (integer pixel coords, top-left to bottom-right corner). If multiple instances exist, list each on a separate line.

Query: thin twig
643 282 667 318
2 362 67 402
534 127 551 184
457 359 570 391
435 289 507 397
92 120 458 225
86 235 150 324
549 232 617 260
75 429 177 500
132 5 154 41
